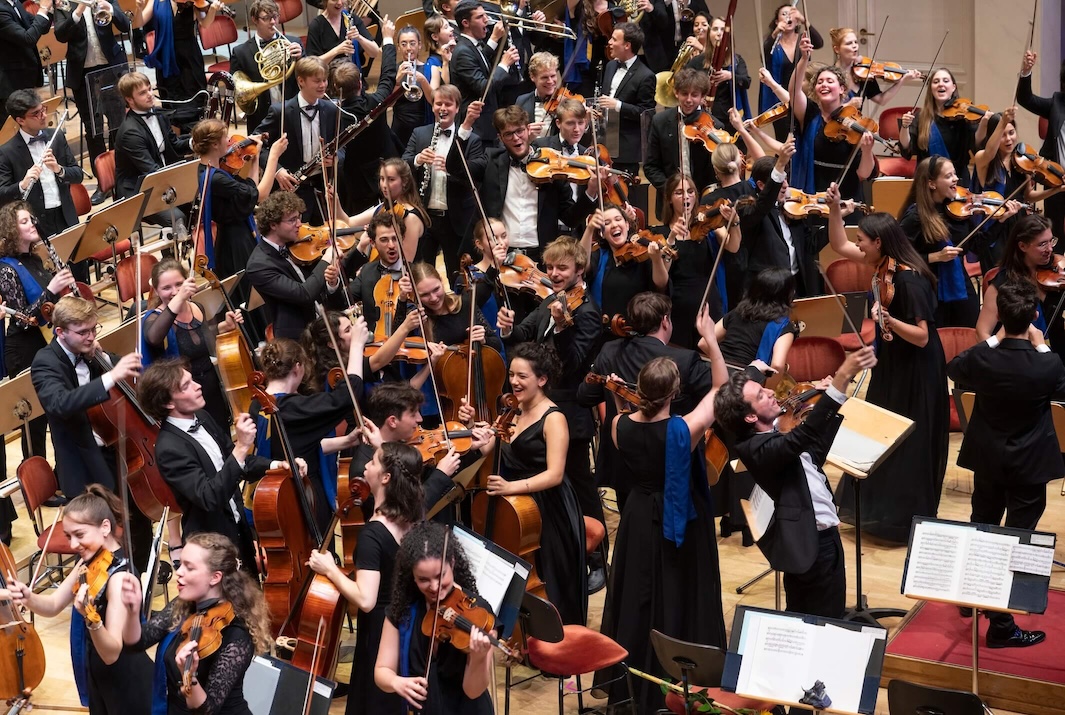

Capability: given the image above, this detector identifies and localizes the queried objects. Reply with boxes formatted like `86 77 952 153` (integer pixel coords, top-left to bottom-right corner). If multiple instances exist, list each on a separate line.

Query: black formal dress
586 245 665 324
594 416 726 712
500 407 587 625
198 165 259 280
701 180 754 310
835 269 949 543
306 12 372 65
898 109 977 189
761 26 824 141
650 226 722 345
143 308 230 428
0 0 50 123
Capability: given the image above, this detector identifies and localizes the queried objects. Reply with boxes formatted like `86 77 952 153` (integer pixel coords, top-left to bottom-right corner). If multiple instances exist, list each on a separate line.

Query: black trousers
971 476 1047 634
418 210 464 279
783 526 847 619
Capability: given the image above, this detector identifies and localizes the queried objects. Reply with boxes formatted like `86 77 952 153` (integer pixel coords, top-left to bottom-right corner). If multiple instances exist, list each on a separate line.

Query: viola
407 421 476 465
946 187 1034 219
687 199 731 241
179 601 236 695
542 86 584 116
776 380 824 433
75 548 119 625
1035 255 1065 290
584 373 640 411
1013 142 1065 189
288 223 363 266
194 255 257 416
219 133 267 175
607 313 635 337
547 281 587 330
750 102 790 129
499 251 554 301
872 256 909 342
941 97 993 123
681 113 734 152
611 231 679 264
824 105 899 153
0 541 45 701
0 304 37 327
363 274 430 364
781 187 874 220
421 585 521 660
851 56 924 83
525 146 637 186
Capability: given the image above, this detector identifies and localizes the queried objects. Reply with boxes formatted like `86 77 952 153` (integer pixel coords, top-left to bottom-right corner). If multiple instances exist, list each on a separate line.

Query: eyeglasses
65 324 102 338
501 127 528 141
255 13 279 20
23 108 47 119
281 215 302 225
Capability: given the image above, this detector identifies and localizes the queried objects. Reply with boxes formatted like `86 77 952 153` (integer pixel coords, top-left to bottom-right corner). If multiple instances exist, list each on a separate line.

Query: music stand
246 286 265 311
139 159 199 233
0 369 45 459
424 455 486 520
85 65 130 145
194 272 243 319
97 316 139 356
0 96 64 145
650 630 726 715
76 192 151 278
791 295 846 338
42 220 86 266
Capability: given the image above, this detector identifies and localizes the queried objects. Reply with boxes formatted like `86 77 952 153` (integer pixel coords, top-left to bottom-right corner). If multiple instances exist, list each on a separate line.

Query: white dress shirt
167 415 243 524
503 163 538 249
608 56 636 98
297 94 322 164
20 130 61 209
134 110 166 153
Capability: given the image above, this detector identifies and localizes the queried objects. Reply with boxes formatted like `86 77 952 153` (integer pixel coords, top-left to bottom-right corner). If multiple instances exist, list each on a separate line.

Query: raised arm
825 182 866 263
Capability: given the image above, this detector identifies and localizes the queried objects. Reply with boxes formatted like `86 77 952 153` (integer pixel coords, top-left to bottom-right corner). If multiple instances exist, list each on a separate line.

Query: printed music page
903 521 1017 609
903 521 966 600
957 531 1017 609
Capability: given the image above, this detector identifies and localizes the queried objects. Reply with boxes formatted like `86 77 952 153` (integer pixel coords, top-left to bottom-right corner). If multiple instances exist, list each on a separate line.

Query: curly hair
168 533 273 654
808 65 848 107
0 200 34 258
636 356 680 417
509 342 561 388
388 521 478 625
255 191 306 237
259 338 307 381
714 371 756 436
376 443 426 525
300 310 347 392
138 357 191 422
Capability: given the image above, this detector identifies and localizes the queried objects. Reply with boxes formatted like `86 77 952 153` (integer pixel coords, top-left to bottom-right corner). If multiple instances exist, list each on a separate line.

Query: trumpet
93 0 112 25
402 50 423 102
484 10 576 40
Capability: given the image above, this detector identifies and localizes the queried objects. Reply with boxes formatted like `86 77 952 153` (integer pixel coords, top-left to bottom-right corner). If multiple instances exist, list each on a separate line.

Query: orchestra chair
877 107 907 142
824 259 876 352
16 457 80 598
277 0 302 27
71 183 92 217
870 177 912 218
652 631 777 715
94 149 115 198
938 327 978 432
877 156 916 178
784 337 846 384
115 252 158 306
518 592 634 715
200 15 238 72
886 679 984 715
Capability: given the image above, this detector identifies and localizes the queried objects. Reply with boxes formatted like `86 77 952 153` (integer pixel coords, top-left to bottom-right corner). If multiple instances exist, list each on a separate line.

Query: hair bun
726 160 738 173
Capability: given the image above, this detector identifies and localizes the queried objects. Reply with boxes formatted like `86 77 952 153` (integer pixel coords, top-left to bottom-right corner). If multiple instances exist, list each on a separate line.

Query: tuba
233 37 296 114
654 42 700 107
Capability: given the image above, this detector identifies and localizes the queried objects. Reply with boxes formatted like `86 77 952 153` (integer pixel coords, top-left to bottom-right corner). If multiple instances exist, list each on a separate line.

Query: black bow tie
187 418 202 433
561 141 574 153
277 244 291 259
26 133 47 144
73 354 86 367
137 108 159 117
302 104 318 119
510 154 528 168
682 109 702 125
440 127 452 137
534 96 548 104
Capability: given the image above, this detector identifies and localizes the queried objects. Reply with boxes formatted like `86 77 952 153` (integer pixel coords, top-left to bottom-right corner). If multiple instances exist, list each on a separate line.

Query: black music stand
650 630 726 715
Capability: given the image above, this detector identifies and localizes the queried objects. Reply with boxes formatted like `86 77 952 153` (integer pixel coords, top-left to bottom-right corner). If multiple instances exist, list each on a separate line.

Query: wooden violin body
288 224 361 266
1013 143 1065 188
824 105 899 153
946 188 1034 219
219 134 266 175
500 251 554 301
422 586 521 660
851 57 923 82
681 114 734 152
781 187 873 220
0 542 45 701
941 98 992 122
179 601 236 694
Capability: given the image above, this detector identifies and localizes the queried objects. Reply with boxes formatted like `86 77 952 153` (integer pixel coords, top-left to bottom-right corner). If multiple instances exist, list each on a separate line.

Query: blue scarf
145 0 179 78
140 308 179 367
151 629 181 715
928 118 949 160
1035 302 1048 333
70 609 89 706
319 381 338 509
562 8 589 85
723 62 752 120
792 111 822 193
398 603 418 677
663 415 707 547
0 257 43 304
198 165 257 270
589 246 609 309
934 242 968 303
755 316 790 363
759 42 786 113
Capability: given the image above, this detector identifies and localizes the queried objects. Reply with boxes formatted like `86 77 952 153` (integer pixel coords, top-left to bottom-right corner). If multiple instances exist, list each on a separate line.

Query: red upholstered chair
522 592 634 714
878 156 916 178
938 327 979 431
17 457 80 593
71 182 92 216
1039 116 1048 140
278 0 302 24
878 106 910 142
825 259 876 350
583 516 605 555
199 15 238 72
94 150 116 196
982 266 1001 295
145 30 156 55
116 253 159 305
785 337 846 383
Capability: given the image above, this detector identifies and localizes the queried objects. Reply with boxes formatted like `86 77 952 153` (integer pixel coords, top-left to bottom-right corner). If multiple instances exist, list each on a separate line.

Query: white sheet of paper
958 531 1017 610
745 486 775 542
1010 543 1055 577
903 522 967 600
451 527 511 614
738 616 811 703
829 425 887 470
817 626 875 713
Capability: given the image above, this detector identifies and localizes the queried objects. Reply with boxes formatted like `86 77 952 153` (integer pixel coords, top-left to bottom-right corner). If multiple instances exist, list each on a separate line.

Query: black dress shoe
587 567 606 595
90 188 109 205
959 606 973 617
986 627 1046 649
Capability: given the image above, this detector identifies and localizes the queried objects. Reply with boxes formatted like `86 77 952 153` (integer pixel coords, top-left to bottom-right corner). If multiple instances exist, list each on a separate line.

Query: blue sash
935 242 968 303
144 0 179 78
589 247 609 309
0 257 43 305
319 381 338 509
562 8 589 85
792 111 823 193
70 609 89 706
140 309 179 367
1035 302 1048 333
398 603 418 677
724 62 752 120
928 118 949 159
755 316 790 363
199 166 217 270
663 415 709 547
759 42 786 113
151 629 180 715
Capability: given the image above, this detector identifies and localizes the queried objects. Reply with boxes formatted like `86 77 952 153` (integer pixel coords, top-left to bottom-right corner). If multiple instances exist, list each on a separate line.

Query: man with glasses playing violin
0 91 85 242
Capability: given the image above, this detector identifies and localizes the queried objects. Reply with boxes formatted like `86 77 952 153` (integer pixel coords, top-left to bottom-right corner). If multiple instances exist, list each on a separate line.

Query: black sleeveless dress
500 406 587 626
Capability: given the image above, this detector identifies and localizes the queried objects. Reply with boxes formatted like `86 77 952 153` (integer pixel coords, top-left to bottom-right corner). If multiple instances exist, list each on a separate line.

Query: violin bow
299 617 326 715
481 22 511 104
189 161 212 274
453 137 513 313
855 14 889 114
310 188 354 311
909 30 949 114
1013 0 1039 107
317 303 367 429
135 241 143 363
954 180 1029 250
419 528 451 715
678 113 691 233
464 266 477 414
754 0 767 70
816 260 868 348
115 401 136 566
697 205 739 312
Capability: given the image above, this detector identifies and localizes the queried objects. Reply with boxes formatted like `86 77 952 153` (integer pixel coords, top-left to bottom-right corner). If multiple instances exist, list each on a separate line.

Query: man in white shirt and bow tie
596 22 656 179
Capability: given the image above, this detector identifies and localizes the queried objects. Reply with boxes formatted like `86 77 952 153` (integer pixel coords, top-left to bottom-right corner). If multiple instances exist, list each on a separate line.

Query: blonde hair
711 143 741 178
409 261 461 323
528 51 559 79
829 27 856 59
52 295 97 329
191 118 227 156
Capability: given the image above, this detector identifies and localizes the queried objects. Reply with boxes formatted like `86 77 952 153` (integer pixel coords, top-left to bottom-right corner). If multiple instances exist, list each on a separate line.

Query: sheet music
451 525 527 616
829 426 886 470
958 531 1018 608
904 521 1017 609
745 486 775 542
1010 543 1055 577
904 522 966 599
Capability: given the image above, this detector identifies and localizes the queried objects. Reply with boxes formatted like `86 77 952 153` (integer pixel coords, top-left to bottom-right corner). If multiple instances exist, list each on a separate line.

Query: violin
288 223 363 266
584 373 640 410
872 256 909 342
363 274 430 364
750 102 790 129
824 105 899 153
194 255 257 416
1013 143 1065 189
1035 255 1065 290
547 281 587 331
946 187 1034 219
851 56 924 83
407 421 476 465
0 304 38 327
421 585 521 660
611 231 679 264
542 86 584 116
499 250 554 301
781 187 874 220
592 143 641 205
681 113 734 152
219 133 267 175
941 98 993 123
0 541 45 701
607 314 635 337
525 146 637 186
179 601 236 695
75 548 120 625
775 379 824 433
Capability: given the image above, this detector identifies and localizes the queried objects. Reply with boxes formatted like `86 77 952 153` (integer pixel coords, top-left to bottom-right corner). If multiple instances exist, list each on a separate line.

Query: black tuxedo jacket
156 411 271 545
736 393 844 574
254 95 346 179
403 123 486 234
339 42 401 209
600 57 656 165
245 240 339 340
1017 74 1065 163
450 34 517 142
229 33 302 132
478 147 593 251
739 174 816 291
53 4 128 90
516 91 560 137
345 259 394 335
0 129 84 227
637 0 709 72
948 338 1065 485
114 109 190 199
643 107 717 195
31 340 116 496
0 1 50 98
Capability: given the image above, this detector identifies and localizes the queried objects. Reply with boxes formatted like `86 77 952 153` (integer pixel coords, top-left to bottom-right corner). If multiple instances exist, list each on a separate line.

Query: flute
21 110 69 200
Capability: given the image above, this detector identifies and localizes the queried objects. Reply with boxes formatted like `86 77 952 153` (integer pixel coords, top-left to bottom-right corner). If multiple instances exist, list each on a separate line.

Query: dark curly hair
376 443 425 525
259 338 307 381
388 521 479 625
255 191 306 237
636 356 680 417
509 342 561 388
300 310 346 392
0 200 34 258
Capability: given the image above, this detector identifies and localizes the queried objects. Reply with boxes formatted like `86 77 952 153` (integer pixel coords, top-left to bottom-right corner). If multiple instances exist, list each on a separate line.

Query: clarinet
37 235 79 296
419 122 443 198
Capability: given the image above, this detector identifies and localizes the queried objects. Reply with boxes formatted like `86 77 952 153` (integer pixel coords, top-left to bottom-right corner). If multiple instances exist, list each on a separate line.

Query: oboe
21 110 69 200
419 121 443 198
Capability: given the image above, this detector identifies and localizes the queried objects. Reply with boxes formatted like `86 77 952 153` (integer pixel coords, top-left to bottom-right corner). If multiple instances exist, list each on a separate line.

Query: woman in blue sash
899 68 992 189
899 156 1020 328
761 3 823 141
375 521 495 715
134 0 222 111
687 15 752 128
3 486 152 714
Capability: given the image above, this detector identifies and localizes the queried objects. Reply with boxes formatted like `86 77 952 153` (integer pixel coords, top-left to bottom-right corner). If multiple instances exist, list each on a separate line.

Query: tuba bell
232 37 296 114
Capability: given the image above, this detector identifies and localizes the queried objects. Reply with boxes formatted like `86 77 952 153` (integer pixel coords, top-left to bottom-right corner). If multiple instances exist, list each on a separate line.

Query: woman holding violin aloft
899 156 1020 328
191 119 286 280
133 0 223 113
593 325 729 712
307 442 424 715
761 3 823 141
122 532 272 715
685 15 752 127
830 27 920 109
789 37 877 199
824 183 950 544
972 107 1063 215
375 521 495 714
3 486 152 714
899 68 990 189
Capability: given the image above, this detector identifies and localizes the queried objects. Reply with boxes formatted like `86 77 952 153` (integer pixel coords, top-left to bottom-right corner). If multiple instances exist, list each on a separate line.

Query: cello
0 541 45 703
